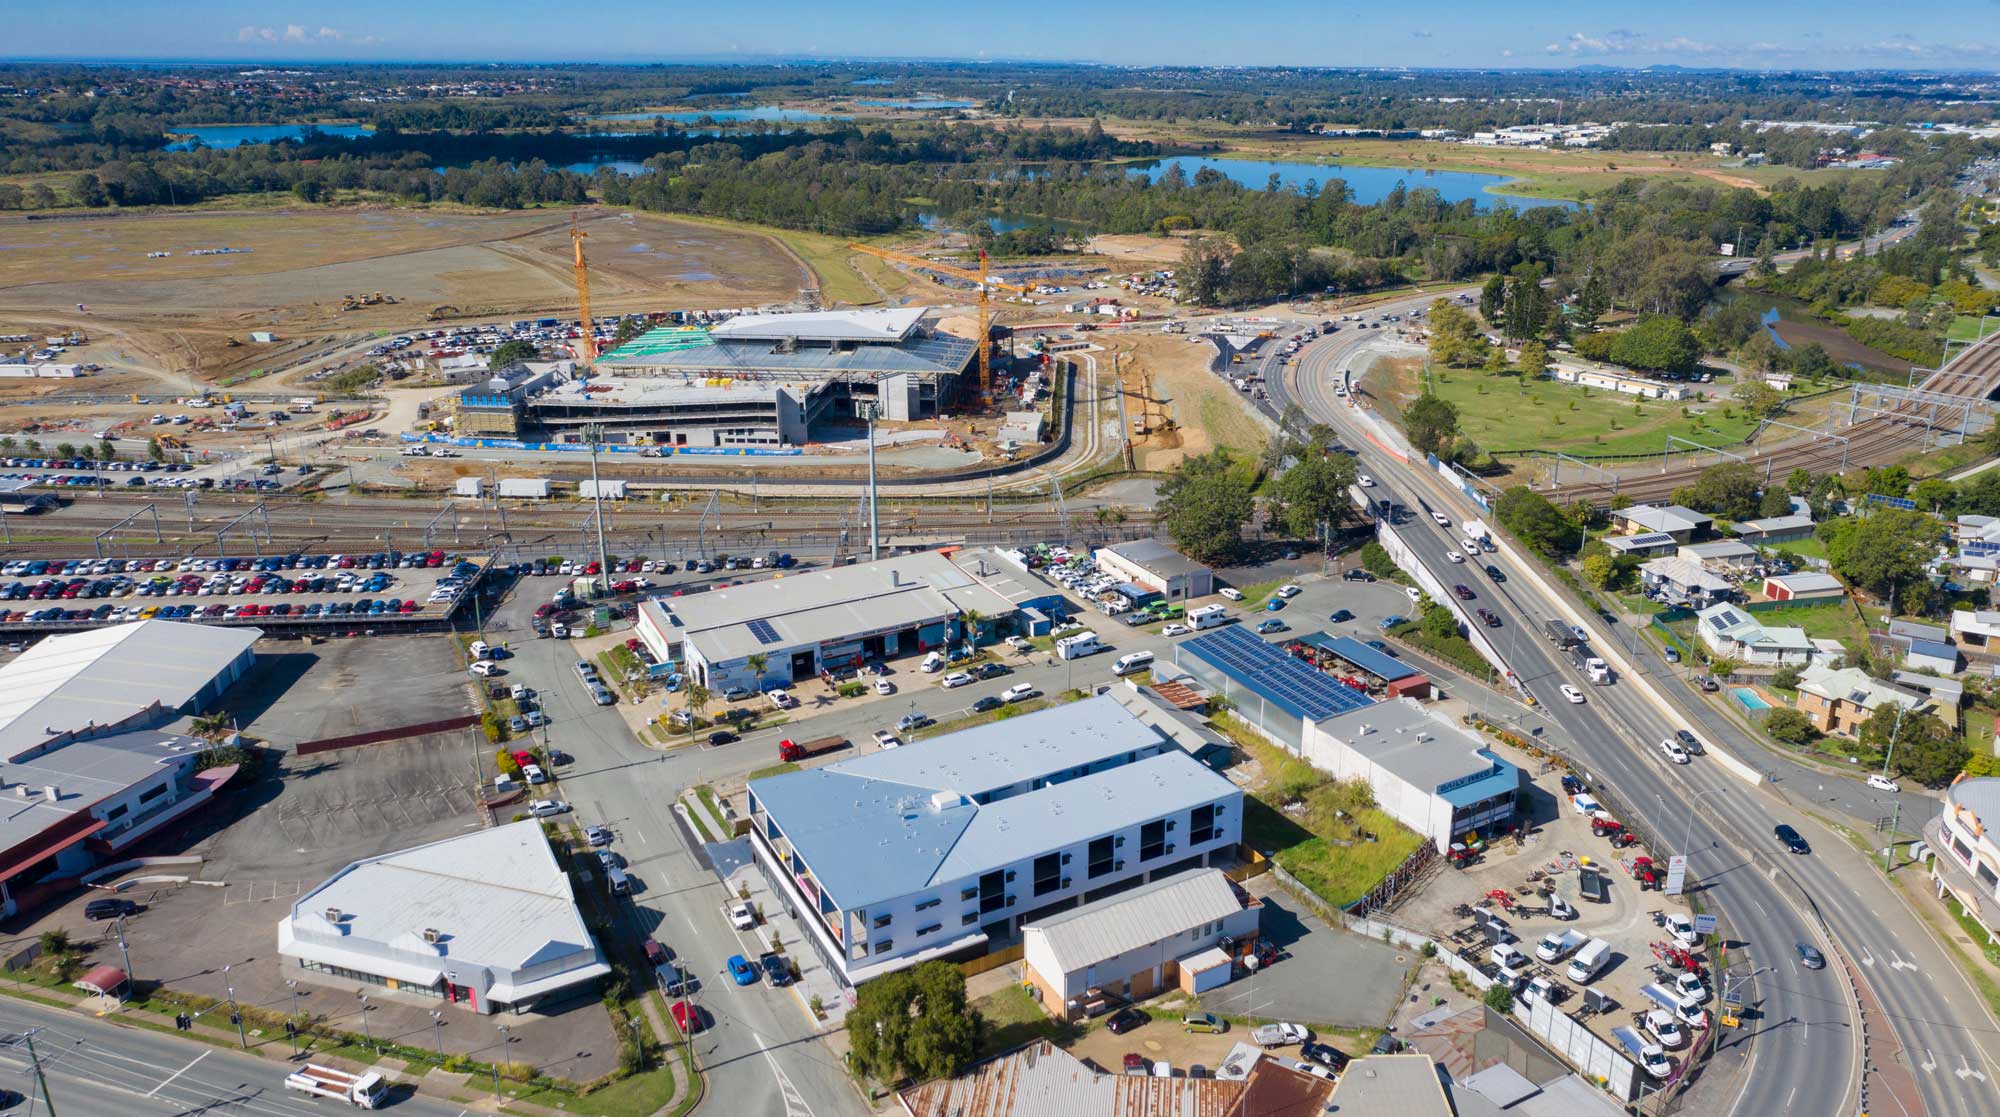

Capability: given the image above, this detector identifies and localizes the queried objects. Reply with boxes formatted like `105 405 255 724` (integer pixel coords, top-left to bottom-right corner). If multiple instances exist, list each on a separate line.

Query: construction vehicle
285 1064 388 1108
570 211 597 363
847 243 1031 395
426 305 461 321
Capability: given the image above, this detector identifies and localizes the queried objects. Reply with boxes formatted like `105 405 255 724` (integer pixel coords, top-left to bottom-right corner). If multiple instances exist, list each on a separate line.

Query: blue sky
9 1 1999 69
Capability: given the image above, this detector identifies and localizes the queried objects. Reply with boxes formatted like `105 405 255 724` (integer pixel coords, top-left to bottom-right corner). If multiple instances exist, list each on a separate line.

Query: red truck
778 735 848 763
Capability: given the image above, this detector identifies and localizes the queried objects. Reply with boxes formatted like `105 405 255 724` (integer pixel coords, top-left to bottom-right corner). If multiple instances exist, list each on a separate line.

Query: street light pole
582 423 611 589
357 994 373 1051
286 979 300 1056
113 917 133 1000
491 1024 510 1096
223 965 246 1049
857 402 880 561
430 1010 445 1060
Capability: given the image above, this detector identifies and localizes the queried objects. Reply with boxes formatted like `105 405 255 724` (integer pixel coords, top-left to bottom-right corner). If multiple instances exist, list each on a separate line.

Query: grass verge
747 762 800 781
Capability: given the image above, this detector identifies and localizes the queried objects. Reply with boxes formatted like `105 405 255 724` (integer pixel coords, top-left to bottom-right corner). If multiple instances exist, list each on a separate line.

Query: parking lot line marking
144 1050 209 1097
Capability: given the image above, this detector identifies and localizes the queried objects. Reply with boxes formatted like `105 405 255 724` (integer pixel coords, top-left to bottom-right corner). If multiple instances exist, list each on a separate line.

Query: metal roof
1180 625 1376 721
1326 1055 1454 1116
1603 532 1677 553
0 731 204 857
899 1039 1246 1117
1615 504 1711 534
708 307 926 343
1100 538 1212 578
1024 868 1243 974
1295 632 1419 682
1315 698 1519 803
1904 639 1961 664
596 308 974 378
651 552 1016 664
1765 572 1843 594
0 621 258 756
281 820 609 1001
1681 540 1756 559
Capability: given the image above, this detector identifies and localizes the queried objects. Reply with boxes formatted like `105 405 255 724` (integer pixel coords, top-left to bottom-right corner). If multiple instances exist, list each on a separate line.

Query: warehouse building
1022 868 1257 1019
0 620 259 756
279 821 611 1015
1175 624 1375 749
636 551 1017 693
520 308 978 448
1302 698 1521 849
744 697 1244 988
1093 539 1214 600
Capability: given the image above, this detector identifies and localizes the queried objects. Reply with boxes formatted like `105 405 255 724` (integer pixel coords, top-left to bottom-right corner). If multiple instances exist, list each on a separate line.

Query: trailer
285 1064 388 1108
1578 865 1609 903
1544 618 1581 648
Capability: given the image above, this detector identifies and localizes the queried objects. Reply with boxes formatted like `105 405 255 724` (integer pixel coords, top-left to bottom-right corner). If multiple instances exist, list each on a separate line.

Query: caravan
1188 604 1231 630
1056 631 1103 660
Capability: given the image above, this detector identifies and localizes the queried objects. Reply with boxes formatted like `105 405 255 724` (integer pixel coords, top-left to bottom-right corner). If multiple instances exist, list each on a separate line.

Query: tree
1178 235 1231 306
1763 708 1818 746
147 437 164 463
488 340 538 370
1270 451 1358 541
54 442 76 460
1478 274 1506 325
495 749 523 778
1581 553 1617 588
681 682 710 741
1483 983 1515 1014
1403 393 1460 458
1359 541 1400 581
1790 342 1835 381
1909 478 1957 514
1861 709 1968 787
1425 299 1486 367
1158 451 1255 564
1732 379 1784 420
612 317 646 344
1496 487 1581 559
1770 664 1804 691
957 609 985 647
1517 340 1548 377
1819 509 1942 600
1418 596 1458 642
1758 485 1794 517
1609 316 1700 375
846 961 982 1084
744 653 769 685
1686 463 1762 520
98 438 117 462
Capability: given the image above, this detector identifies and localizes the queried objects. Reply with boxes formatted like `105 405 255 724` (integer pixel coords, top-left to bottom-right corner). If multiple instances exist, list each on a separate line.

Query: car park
1328 609 1352 623
1182 1013 1227 1034
1277 584 1300 599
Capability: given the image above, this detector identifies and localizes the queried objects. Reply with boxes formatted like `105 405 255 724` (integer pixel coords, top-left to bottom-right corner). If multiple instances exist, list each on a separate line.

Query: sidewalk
718 858 850 1030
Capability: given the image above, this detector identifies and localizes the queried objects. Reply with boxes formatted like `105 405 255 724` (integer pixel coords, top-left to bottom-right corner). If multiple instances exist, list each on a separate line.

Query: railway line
1543 325 2000 505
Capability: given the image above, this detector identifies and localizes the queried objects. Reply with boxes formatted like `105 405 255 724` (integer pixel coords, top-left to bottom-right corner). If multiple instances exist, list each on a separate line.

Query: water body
915 211 1070 234
163 123 370 150
1124 155 1577 211
857 99 975 109
1722 289 1907 375
588 107 842 124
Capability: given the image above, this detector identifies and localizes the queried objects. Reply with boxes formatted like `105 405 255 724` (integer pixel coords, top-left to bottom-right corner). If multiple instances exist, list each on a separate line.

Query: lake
857 99 975 109
1124 155 1576 211
163 123 370 150
588 107 842 124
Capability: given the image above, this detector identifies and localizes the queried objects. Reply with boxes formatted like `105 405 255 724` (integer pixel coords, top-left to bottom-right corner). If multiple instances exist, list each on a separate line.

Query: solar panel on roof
746 618 783 645
1182 626 1374 721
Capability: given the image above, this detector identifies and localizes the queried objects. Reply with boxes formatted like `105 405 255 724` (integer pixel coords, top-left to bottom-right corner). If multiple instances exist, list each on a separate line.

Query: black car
971 696 1005 713
1452 584 1475 601
1775 823 1810 855
1796 943 1826 970
975 662 1011 679
1476 608 1500 627
1484 564 1506 582
758 953 793 988
1340 569 1376 583
1105 1008 1147 1035
1675 729 1704 755
1328 609 1353 623
84 898 139 920
707 730 738 746
1370 1034 1405 1055
1300 1042 1349 1072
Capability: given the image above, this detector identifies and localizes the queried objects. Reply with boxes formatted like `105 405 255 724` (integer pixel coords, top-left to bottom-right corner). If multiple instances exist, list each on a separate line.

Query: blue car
1265 598 1285 612
727 954 758 986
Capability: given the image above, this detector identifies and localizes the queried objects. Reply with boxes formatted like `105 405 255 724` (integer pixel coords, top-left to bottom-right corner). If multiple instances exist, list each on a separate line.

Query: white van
1112 651 1155 677
1567 938 1612 984
1189 604 1231 630
1217 587 1245 601
920 650 945 673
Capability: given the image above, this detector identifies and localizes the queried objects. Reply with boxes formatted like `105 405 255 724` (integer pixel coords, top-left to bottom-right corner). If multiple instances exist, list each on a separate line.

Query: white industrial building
496 478 551 500
1093 539 1215 600
1022 868 1257 1018
744 697 1244 988
0 620 259 755
636 551 1017 692
1301 698 1520 849
577 480 627 500
279 821 611 1015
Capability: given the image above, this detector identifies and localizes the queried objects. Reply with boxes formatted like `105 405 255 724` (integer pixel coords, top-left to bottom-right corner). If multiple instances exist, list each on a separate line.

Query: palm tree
682 682 711 741
958 609 985 649
745 653 769 688
190 711 232 740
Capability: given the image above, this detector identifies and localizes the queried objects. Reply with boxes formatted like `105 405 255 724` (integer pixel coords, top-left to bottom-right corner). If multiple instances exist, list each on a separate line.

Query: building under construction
520 308 979 448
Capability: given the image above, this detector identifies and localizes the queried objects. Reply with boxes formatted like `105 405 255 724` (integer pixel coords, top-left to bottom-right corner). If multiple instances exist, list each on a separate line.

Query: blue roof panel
1295 633 1420 682
1181 625 1376 721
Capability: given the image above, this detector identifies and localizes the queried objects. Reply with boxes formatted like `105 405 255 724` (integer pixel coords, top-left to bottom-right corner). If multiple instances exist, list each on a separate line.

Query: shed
1763 572 1844 602
578 479 627 500
496 478 551 499
453 477 484 499
1385 675 1433 700
1904 638 1963 674
1177 946 1235 994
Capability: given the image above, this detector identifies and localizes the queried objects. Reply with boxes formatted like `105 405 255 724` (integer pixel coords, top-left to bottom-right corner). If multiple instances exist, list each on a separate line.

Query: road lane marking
144 1050 209 1097
1922 1049 1937 1073
752 1030 817 1117
1958 1055 1987 1082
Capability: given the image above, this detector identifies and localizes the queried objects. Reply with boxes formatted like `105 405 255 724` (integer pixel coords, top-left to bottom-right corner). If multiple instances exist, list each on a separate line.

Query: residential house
1680 540 1759 570
1732 514 1816 545
1602 532 1680 560
1696 604 1816 666
1612 504 1713 543
1639 556 1734 606
1795 663 1937 739
1950 610 2000 656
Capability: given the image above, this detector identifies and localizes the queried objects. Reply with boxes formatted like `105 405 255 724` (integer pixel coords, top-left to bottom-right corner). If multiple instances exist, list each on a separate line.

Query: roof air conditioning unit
422 928 443 944
323 907 344 923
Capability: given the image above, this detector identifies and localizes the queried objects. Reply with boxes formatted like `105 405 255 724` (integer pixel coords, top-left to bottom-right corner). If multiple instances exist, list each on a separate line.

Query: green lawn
1230 577 1289 606
1410 367 1770 457
972 984 1069 1059
1950 316 1997 343
1749 601 1865 650
910 697 1054 740
746 762 800 782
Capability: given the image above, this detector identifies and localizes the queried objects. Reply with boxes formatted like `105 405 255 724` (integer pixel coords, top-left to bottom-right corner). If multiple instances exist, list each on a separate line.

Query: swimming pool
1732 688 1772 712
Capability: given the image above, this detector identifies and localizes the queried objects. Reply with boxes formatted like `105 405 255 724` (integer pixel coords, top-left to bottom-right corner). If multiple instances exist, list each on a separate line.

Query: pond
856 99 975 109
1719 289 1908 376
587 107 843 124
1123 155 1578 211
163 123 370 150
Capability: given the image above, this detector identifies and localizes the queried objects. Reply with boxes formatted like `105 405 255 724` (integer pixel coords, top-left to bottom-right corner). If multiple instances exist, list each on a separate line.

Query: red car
583 561 602 576
671 999 703 1034
612 580 638 594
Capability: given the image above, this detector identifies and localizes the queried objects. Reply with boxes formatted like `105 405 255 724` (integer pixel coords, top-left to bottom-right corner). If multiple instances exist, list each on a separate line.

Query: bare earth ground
1087 233 1190 265
1109 333 1271 470
0 205 808 386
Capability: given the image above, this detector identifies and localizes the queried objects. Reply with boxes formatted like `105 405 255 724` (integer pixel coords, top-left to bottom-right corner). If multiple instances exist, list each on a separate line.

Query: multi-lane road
1285 311 2000 1115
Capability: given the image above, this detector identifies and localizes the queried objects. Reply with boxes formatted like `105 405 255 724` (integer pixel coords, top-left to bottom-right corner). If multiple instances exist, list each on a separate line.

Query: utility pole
114 917 133 999
24 1030 54 1117
857 402 881 560
582 423 611 587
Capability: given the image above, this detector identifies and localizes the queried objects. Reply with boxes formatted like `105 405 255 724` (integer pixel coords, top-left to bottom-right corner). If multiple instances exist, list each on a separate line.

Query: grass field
1748 601 1867 651
1376 359 1774 457
972 984 1068 1058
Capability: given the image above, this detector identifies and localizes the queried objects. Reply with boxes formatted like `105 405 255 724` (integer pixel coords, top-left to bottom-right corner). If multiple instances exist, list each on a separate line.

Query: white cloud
283 24 307 43
231 24 378 48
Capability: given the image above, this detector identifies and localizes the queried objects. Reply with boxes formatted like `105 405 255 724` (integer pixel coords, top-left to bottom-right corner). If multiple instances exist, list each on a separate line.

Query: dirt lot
1107 333 1271 469
0 205 808 385
1087 233 1194 265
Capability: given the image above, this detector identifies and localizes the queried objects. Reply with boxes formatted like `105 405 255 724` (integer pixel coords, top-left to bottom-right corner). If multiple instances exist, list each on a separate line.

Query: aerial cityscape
3 6 2000 1116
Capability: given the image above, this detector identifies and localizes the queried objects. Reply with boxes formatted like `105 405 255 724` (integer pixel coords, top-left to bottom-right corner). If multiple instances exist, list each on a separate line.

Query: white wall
1032 905 1259 1003
1300 723 1451 847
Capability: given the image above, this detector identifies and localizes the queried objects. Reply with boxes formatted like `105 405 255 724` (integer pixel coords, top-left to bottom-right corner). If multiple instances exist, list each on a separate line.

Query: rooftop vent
323 907 344 923
41 786 57 803
422 928 443 944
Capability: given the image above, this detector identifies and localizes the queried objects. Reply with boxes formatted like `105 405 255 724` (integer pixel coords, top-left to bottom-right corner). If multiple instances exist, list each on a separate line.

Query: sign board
1693 913 1719 936
1663 854 1689 896
1720 243 1737 257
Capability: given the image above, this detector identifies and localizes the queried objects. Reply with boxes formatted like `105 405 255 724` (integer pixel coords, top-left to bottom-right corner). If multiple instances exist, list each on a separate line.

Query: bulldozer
426 304 462 322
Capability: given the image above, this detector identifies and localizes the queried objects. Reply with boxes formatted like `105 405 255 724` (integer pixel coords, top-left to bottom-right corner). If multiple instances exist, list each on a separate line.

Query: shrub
1483 984 1515 1013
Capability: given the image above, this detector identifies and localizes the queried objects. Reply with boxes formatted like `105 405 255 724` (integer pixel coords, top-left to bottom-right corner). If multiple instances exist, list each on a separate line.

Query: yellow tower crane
846 244 1030 396
570 212 598 364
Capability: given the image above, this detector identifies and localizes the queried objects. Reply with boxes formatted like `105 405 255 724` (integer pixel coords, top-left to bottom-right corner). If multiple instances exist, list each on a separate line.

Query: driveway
1198 880 1412 1028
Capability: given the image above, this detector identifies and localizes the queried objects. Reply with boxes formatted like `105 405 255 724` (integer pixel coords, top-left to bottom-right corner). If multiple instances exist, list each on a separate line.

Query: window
137 784 169 804
1980 862 1999 890
1033 853 1062 897
1189 804 1216 845
963 912 979 926
914 897 941 912
872 913 892 929
103 803 129 821
1088 836 1115 879
979 870 1008 914
874 939 894 954
1140 819 1167 861
916 923 942 937
961 886 979 902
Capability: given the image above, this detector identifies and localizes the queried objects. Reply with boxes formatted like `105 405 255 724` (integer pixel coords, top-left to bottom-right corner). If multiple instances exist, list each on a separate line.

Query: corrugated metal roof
900 1039 1245 1117
1101 538 1211 578
1180 626 1375 721
0 621 257 755
1024 869 1243 973
1294 633 1418 682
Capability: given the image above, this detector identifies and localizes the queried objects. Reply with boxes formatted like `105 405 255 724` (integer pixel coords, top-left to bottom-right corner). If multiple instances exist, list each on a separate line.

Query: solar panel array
1182 624 1375 720
746 618 784 646
1866 493 1918 511
1712 608 1746 628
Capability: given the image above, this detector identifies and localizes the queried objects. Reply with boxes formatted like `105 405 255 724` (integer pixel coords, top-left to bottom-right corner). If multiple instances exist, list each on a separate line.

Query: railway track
1544 326 2000 505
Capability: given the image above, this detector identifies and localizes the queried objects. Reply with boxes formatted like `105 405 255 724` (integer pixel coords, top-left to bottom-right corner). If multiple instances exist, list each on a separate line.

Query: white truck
285 1065 388 1108
1535 929 1590 964
1250 1021 1310 1047
1614 1025 1672 1080
1642 982 1708 1028
1464 518 1495 551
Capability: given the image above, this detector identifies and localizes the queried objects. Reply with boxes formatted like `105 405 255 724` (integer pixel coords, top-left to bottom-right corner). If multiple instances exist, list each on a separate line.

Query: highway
1288 318 2000 1115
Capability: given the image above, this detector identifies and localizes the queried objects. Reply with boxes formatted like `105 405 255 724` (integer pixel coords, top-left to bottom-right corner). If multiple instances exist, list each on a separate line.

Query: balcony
1922 818 2000 944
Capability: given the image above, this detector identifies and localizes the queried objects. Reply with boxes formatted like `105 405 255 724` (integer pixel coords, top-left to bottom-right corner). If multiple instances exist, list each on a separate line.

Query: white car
872 730 903 750
521 763 547 784
1358 474 1375 487
725 901 757 931
1866 774 1901 793
1277 584 1301 598
941 671 975 689
1161 623 1191 637
1218 587 1245 601
874 678 894 695
1643 1009 1685 1049
469 660 500 677
1560 684 1585 704
1666 911 1700 947
1006 635 1033 653
1674 972 1710 1003
1431 511 1451 528
1001 683 1039 703
1446 551 1465 564
764 688 796 709
527 799 570 818
1461 537 1480 554
1658 738 1691 765
1404 585 1421 602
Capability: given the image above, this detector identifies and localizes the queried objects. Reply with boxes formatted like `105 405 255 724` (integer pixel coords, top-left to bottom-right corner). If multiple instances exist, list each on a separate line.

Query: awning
76 965 126 996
